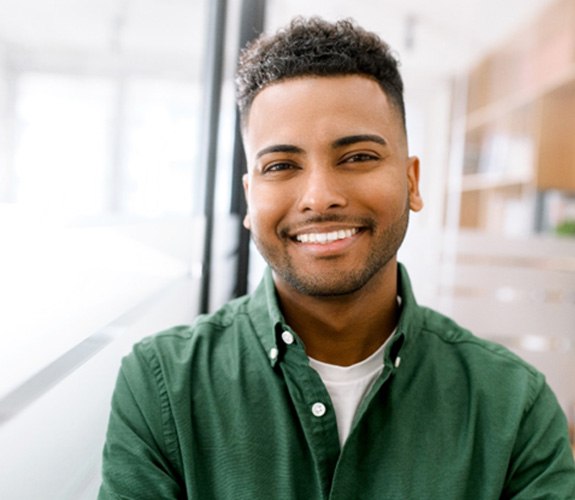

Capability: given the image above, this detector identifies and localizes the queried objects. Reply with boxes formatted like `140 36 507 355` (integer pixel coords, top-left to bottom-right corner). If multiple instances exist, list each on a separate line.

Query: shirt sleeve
98 344 183 500
504 379 575 498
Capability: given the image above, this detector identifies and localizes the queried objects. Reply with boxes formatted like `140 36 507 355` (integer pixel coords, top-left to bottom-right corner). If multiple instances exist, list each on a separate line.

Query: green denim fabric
99 264 575 499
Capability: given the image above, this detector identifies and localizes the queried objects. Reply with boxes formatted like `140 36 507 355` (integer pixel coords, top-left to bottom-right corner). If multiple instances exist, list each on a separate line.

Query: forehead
243 75 406 154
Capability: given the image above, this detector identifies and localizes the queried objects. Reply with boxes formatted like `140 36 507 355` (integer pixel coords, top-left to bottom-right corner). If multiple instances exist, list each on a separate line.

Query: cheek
361 177 408 212
247 188 286 230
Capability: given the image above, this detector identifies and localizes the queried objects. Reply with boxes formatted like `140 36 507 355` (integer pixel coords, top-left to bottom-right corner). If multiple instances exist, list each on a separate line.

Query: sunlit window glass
13 72 113 219
123 78 200 217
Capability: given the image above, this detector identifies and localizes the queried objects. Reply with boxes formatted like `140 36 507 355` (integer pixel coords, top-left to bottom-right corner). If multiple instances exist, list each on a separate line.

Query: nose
296 166 348 213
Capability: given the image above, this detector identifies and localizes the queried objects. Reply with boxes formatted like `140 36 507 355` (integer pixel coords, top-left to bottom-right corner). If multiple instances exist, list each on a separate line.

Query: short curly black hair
235 17 405 128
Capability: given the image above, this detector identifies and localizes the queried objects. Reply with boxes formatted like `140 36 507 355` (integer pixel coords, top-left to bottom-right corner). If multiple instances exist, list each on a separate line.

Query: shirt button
311 402 326 417
281 331 294 345
269 347 278 361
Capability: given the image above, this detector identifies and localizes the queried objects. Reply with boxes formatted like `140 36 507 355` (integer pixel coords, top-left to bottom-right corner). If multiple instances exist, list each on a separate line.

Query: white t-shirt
308 334 393 446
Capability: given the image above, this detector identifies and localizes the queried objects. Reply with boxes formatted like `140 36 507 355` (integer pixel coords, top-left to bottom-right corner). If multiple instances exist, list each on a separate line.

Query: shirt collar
246 267 286 367
246 263 422 368
385 262 423 370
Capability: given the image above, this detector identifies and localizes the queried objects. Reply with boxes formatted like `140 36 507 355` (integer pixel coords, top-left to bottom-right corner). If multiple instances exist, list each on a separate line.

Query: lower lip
292 231 363 256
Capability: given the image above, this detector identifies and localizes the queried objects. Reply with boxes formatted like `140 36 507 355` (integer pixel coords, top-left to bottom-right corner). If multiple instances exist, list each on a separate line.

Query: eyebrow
332 134 387 148
254 134 387 160
255 144 304 159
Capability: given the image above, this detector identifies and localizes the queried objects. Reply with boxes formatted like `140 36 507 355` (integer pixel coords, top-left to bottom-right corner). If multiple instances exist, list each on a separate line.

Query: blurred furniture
452 0 575 236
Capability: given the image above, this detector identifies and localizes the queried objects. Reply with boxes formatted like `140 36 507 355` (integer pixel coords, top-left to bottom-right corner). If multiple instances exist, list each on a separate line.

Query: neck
275 263 399 366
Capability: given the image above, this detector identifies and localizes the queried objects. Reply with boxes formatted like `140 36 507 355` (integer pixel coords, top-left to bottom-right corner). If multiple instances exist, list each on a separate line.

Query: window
0 0 210 399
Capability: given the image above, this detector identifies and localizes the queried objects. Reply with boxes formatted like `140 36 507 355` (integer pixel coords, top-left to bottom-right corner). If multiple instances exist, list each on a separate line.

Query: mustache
279 214 375 238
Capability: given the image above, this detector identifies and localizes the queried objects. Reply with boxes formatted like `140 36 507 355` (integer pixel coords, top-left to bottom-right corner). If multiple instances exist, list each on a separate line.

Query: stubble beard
252 204 410 298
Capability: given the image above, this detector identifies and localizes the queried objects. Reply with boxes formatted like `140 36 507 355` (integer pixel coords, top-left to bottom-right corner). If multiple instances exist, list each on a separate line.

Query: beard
251 202 410 297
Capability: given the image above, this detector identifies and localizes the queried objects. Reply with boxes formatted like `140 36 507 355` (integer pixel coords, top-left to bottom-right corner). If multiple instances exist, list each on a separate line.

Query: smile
295 228 359 244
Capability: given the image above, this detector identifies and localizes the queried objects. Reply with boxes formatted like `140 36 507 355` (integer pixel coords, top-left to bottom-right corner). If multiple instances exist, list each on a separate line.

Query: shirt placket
277 326 341 499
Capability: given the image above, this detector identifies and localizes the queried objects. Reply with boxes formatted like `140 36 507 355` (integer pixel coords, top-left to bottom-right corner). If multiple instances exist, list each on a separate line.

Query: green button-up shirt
99 264 575 499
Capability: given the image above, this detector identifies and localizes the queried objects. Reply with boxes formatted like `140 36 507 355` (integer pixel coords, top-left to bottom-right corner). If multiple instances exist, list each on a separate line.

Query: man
99 18 575 499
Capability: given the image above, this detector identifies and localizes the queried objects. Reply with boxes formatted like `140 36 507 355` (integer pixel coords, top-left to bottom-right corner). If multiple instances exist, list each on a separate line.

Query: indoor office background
0 0 574 498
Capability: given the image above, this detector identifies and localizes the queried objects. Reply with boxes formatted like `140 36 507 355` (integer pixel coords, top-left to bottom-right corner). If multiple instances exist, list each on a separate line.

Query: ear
243 214 251 230
407 156 424 212
242 173 251 230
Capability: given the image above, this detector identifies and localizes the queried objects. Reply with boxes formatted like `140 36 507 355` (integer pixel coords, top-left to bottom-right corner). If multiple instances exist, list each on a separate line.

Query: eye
341 152 380 164
262 161 298 173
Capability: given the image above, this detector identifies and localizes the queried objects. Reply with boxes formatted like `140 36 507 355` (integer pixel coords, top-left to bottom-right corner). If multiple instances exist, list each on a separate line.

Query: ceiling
266 0 555 80
0 0 556 81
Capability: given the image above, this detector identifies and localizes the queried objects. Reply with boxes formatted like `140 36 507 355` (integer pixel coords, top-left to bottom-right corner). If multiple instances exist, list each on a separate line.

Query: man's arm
98 347 183 499
504 380 575 498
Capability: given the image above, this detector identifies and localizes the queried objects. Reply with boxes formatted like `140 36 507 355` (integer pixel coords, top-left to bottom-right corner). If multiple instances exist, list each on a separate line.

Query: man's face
242 75 423 298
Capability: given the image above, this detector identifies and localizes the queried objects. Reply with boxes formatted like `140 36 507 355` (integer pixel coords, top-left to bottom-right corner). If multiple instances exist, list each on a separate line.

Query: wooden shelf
461 172 532 192
453 0 575 235
466 0 575 114
465 65 575 132
536 79 575 191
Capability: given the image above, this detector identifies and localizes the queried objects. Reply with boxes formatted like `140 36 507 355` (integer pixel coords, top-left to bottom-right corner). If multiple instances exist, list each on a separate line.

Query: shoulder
145 293 251 343
123 294 255 378
417 304 538 372
411 305 545 407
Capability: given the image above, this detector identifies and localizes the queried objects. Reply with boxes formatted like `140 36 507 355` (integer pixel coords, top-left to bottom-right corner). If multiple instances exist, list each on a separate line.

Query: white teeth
296 228 358 244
